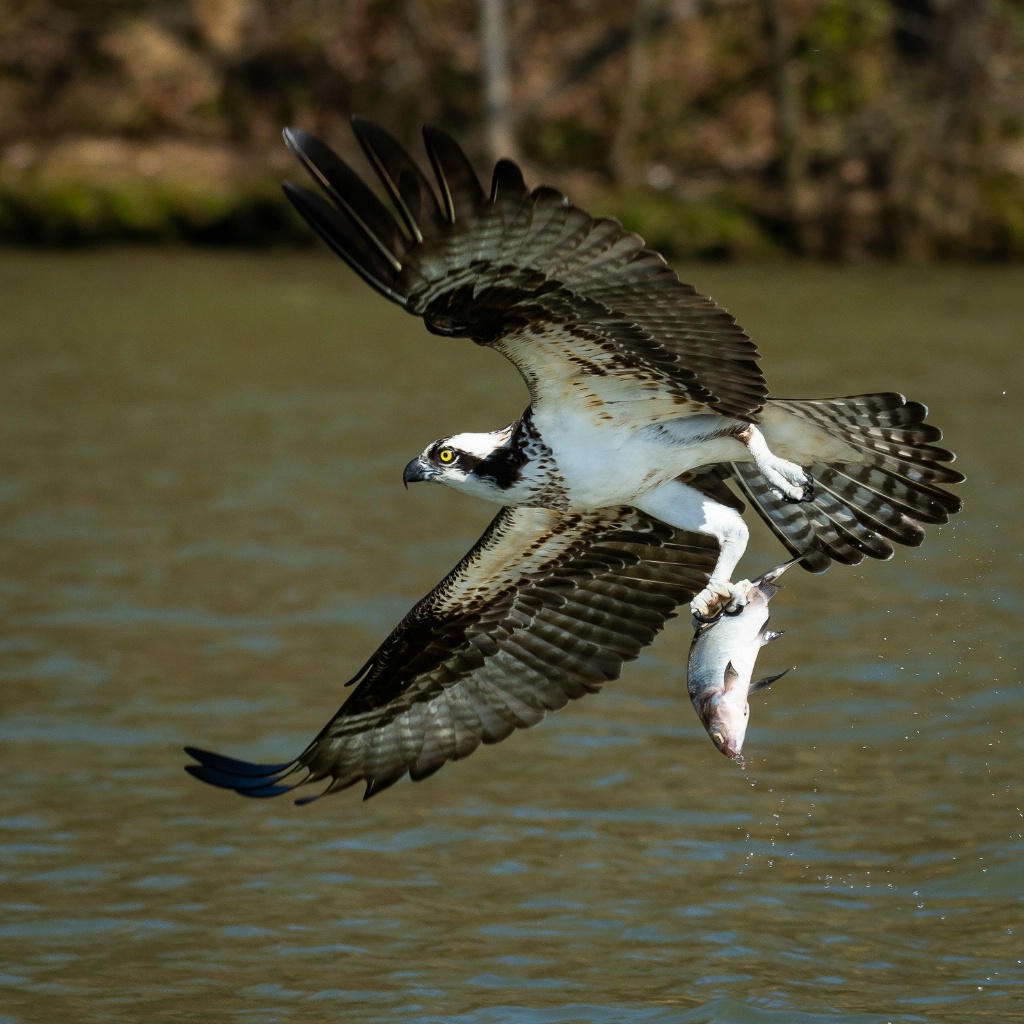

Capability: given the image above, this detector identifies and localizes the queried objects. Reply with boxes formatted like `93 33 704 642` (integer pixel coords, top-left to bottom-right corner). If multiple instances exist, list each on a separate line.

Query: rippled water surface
0 251 1020 1023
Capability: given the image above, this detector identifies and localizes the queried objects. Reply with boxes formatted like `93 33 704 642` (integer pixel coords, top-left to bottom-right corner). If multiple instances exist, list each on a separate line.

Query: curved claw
690 578 754 621
692 609 722 625
769 471 814 503
795 472 814 503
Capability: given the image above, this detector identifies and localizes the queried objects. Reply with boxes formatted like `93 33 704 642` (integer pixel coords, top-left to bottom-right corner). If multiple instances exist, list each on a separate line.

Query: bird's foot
737 425 814 502
691 577 755 622
762 461 814 503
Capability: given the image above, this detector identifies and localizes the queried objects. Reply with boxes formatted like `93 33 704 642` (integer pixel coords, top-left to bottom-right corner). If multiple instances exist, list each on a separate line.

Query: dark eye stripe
432 445 484 472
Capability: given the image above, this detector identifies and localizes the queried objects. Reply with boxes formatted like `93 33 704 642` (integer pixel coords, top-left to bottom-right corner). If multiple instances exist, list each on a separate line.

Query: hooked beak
402 456 433 488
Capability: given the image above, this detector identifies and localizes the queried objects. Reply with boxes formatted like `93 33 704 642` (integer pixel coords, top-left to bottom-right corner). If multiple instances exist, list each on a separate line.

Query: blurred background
3 0 1024 259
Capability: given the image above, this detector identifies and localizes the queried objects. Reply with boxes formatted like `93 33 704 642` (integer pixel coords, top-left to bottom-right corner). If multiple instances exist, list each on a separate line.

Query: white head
402 426 523 503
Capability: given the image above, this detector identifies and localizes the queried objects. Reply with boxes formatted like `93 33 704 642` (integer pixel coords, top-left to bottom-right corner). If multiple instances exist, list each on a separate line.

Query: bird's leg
635 480 753 620
735 424 813 502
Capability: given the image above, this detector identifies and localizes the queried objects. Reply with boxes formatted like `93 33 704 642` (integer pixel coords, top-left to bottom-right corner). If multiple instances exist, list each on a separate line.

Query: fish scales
685 559 795 765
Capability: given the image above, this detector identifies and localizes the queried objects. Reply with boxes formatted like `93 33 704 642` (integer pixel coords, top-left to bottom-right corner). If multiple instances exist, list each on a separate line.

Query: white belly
534 405 748 509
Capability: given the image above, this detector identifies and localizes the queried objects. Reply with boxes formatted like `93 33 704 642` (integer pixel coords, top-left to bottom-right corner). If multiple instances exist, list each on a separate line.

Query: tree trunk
610 0 662 186
479 0 517 163
760 0 805 250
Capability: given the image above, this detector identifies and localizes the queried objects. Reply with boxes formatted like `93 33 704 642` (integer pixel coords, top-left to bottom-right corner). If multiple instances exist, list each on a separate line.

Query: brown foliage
1 0 1023 256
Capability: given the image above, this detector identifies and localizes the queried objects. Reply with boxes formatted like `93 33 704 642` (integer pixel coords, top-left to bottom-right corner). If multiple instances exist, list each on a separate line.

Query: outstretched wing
282 120 767 420
185 506 717 802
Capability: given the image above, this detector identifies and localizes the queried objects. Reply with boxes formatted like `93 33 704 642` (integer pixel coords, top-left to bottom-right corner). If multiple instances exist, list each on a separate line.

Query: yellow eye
438 448 454 464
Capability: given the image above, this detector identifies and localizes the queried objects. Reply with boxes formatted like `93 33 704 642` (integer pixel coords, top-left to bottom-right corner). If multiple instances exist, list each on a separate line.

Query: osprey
186 119 962 802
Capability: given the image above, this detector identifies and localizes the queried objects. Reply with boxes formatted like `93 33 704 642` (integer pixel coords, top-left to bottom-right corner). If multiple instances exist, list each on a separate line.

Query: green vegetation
1 0 1023 258
606 188 779 261
0 152 293 244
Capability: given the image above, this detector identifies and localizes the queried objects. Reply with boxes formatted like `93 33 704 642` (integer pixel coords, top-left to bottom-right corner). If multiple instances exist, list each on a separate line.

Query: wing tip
184 745 301 798
282 125 306 156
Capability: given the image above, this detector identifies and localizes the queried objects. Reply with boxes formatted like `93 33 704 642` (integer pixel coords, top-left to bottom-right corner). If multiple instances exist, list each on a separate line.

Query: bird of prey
185 119 962 802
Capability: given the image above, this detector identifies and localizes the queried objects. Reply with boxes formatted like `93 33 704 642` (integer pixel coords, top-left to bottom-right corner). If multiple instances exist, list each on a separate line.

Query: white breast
534 403 747 508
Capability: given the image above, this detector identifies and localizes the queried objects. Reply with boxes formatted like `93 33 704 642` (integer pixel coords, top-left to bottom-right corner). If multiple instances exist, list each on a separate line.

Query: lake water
0 250 1020 1023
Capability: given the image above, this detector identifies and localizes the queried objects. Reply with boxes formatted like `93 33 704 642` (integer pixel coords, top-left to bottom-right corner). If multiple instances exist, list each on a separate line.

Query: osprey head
403 427 521 501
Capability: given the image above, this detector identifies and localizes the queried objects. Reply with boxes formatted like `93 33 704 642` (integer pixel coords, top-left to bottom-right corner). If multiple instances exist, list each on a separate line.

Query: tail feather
812 487 899 559
775 394 925 429
770 396 964 482
733 467 889 570
735 394 962 571
730 469 832 571
816 472 925 548
820 465 954 525
824 435 962 486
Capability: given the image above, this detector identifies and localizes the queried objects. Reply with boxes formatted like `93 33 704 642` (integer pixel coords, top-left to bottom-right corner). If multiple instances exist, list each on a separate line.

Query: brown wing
282 120 766 420
185 505 717 802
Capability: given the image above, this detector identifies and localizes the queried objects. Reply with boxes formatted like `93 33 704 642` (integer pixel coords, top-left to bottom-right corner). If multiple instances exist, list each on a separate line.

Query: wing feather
283 120 767 419
421 125 485 222
281 183 407 303
350 117 445 242
282 128 406 270
185 506 717 802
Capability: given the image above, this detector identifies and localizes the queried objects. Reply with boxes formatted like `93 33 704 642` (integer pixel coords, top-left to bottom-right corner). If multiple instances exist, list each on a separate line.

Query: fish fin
723 662 741 688
749 668 792 694
760 628 785 645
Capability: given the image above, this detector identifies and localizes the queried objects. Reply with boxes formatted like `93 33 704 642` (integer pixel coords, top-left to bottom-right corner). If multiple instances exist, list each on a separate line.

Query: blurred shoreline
3 1 1023 259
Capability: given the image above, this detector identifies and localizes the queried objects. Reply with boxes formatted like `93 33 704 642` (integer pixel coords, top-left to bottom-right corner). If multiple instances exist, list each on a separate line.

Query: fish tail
754 557 800 591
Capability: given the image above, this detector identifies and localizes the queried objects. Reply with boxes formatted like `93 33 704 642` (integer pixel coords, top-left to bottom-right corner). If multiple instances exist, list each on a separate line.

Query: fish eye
438 447 455 464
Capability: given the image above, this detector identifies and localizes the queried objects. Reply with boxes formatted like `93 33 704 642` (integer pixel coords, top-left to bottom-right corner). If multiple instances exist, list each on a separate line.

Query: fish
686 559 795 765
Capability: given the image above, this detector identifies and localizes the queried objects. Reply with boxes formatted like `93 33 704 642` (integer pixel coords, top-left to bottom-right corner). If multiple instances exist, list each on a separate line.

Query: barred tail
732 394 963 572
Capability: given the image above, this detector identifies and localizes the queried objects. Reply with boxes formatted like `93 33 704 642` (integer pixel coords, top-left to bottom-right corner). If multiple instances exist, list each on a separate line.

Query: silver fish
686 560 795 765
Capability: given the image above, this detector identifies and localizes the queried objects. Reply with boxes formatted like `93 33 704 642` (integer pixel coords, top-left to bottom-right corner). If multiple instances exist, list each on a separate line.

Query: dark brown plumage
282 121 767 420
186 506 718 801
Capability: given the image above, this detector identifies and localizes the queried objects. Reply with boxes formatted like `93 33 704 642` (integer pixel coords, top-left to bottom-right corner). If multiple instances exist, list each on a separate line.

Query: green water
0 250 1020 1023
